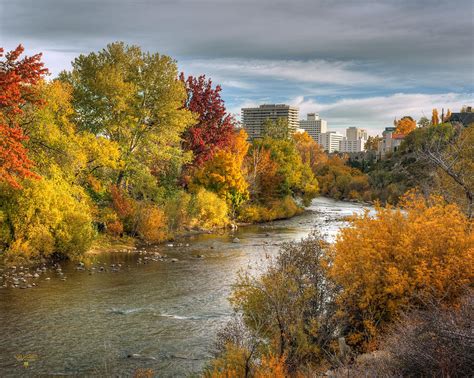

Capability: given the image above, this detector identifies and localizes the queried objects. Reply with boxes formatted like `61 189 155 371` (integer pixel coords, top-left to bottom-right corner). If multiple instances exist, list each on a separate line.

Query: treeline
205 192 474 376
0 42 326 266
356 113 473 212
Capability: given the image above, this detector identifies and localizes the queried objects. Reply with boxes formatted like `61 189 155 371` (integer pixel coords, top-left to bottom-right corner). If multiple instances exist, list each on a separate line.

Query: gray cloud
1 0 472 132
2 0 472 67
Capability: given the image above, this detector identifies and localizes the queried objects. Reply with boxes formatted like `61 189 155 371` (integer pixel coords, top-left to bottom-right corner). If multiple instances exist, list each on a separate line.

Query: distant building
241 104 299 140
340 138 366 153
377 126 404 159
449 107 474 127
346 126 368 141
318 131 344 153
339 127 368 153
299 113 327 141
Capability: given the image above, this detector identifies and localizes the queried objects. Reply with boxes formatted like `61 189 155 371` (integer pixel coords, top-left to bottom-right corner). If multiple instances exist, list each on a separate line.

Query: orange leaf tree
395 116 416 135
0 45 48 188
330 191 473 351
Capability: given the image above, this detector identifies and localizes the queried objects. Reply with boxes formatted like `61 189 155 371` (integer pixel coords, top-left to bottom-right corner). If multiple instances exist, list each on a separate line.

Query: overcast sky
1 0 473 135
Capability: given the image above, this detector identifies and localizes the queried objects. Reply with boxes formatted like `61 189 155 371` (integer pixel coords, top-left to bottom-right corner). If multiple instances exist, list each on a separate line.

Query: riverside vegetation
1 43 473 376
205 111 474 376
0 42 398 267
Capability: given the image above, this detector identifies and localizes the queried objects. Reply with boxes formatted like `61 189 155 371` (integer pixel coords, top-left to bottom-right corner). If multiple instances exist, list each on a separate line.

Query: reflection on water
0 197 372 377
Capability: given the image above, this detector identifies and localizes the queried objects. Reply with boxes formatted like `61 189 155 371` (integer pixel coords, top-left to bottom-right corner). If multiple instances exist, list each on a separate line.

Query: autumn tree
193 130 250 214
330 192 473 351
230 233 339 372
262 118 291 140
417 116 430 128
180 74 235 166
395 116 416 135
293 131 327 171
443 108 452 122
364 135 382 152
413 123 474 218
0 45 48 188
0 169 94 265
431 108 439 125
60 42 195 194
21 80 120 184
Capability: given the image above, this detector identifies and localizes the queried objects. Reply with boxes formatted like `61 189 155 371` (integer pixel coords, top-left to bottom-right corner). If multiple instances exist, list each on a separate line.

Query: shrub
136 205 169 243
238 197 302 223
189 188 229 230
0 173 94 264
379 291 474 377
230 232 338 372
330 191 474 351
162 190 192 233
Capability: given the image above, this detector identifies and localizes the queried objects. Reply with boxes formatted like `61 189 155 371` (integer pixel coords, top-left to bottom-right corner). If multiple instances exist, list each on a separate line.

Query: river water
0 197 372 377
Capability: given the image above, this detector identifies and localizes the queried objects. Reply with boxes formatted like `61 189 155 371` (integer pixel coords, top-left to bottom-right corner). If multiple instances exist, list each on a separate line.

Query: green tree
262 118 291 140
60 42 195 195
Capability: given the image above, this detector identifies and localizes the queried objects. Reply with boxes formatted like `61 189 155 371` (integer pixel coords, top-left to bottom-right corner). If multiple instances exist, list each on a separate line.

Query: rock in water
232 238 240 243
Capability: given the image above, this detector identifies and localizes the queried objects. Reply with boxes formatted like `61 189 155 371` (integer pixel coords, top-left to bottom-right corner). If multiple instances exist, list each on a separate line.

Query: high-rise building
339 127 368 153
241 104 299 140
318 131 344 153
339 138 366 153
346 127 368 141
299 113 327 141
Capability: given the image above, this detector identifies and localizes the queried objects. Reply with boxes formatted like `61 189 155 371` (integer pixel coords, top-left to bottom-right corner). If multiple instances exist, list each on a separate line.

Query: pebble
232 238 240 243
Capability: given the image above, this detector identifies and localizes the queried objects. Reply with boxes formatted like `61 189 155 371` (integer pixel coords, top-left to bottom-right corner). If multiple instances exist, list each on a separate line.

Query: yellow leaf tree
330 192 473 351
432 108 439 125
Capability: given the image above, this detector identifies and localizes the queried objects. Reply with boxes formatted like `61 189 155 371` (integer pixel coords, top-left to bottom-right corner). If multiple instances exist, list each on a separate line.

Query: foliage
238 197 302 223
23 80 121 184
417 116 430 128
330 192 473 351
394 116 416 135
364 135 382 152
230 233 339 372
314 155 371 201
378 292 474 377
60 42 195 192
256 137 319 205
135 204 169 243
432 108 439 125
408 123 474 218
180 74 235 167
262 118 291 140
0 45 48 188
193 130 250 213
0 171 94 265
189 188 229 230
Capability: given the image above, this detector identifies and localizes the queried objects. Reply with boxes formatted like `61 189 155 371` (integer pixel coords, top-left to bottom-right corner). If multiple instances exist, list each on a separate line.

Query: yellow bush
136 205 169 243
190 188 229 230
330 191 474 351
0 171 95 264
238 197 302 223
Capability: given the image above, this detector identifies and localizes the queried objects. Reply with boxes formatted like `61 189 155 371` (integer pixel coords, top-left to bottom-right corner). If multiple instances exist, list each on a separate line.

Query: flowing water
0 197 373 377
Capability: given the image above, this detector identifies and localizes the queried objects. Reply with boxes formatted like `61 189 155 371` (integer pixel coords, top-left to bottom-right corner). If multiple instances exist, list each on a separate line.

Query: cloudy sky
1 0 473 135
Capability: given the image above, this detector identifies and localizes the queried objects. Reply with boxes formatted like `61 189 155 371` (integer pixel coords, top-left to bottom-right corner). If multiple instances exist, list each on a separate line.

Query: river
0 197 373 377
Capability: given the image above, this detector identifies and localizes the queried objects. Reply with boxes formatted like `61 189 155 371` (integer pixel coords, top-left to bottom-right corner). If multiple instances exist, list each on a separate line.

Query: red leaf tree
180 74 235 166
0 45 48 188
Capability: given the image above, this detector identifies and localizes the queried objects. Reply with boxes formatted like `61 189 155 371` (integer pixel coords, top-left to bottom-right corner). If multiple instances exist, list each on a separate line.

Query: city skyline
2 0 472 136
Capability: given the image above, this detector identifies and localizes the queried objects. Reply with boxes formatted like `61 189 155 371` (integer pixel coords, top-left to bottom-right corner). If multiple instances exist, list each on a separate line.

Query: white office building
340 138 366 153
318 131 344 153
339 127 368 153
299 113 327 141
346 126 368 141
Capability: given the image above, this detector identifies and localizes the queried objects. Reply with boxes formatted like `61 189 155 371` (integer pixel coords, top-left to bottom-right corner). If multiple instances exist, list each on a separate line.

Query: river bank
0 198 374 376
